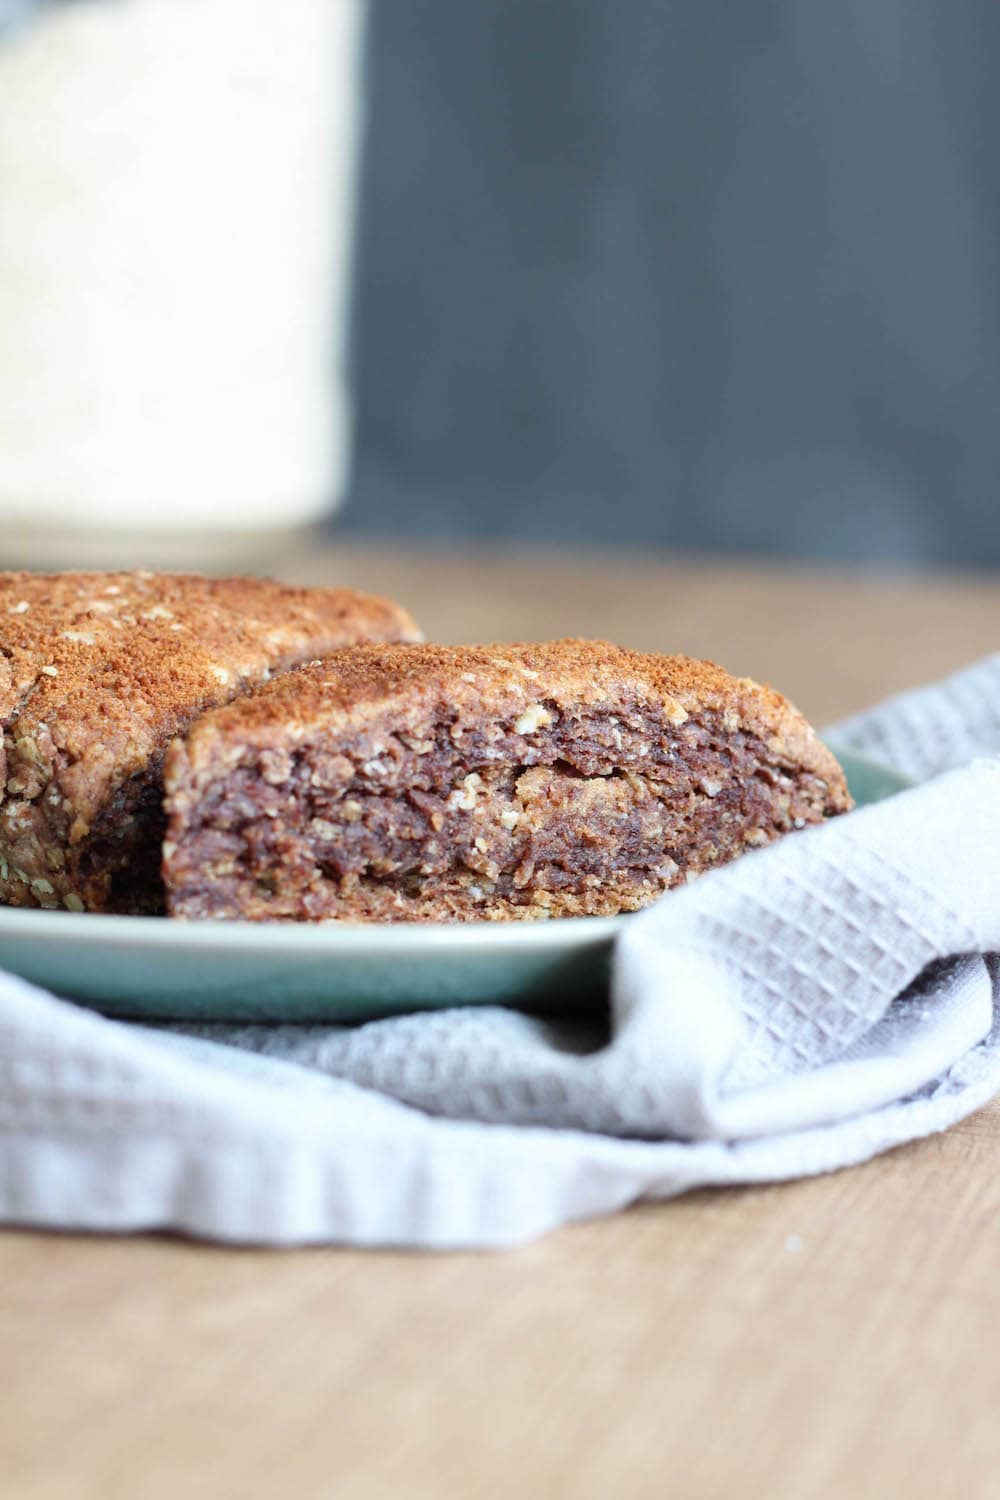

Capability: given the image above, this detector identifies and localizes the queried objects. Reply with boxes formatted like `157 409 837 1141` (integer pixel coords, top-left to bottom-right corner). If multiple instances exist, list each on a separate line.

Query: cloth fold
3 659 1000 1248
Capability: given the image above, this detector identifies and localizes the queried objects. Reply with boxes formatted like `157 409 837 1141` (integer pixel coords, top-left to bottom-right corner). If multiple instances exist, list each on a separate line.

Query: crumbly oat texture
0 571 420 913
163 639 852 924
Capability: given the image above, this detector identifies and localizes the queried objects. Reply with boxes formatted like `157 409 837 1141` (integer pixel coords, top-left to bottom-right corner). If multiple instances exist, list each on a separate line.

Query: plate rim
0 903 627 953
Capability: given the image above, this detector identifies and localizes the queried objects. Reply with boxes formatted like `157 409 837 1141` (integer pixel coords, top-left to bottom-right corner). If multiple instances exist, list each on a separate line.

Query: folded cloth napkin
4 657 1000 1250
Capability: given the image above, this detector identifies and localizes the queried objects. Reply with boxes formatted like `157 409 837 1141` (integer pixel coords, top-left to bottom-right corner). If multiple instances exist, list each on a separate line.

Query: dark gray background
345 0 1000 563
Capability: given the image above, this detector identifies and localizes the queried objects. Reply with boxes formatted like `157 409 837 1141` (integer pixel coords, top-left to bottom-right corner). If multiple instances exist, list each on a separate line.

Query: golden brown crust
177 639 844 789
164 640 851 924
0 571 420 911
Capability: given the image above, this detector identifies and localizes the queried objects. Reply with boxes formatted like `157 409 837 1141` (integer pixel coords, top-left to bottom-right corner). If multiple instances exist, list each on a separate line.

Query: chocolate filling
165 699 837 922
1 733 174 914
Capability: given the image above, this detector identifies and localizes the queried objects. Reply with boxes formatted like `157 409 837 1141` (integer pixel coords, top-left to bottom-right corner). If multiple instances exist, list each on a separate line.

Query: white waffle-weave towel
4 657 1000 1248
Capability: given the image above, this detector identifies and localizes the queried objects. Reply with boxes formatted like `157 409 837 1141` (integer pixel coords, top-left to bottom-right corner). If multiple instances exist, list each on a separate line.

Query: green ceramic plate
0 750 912 1022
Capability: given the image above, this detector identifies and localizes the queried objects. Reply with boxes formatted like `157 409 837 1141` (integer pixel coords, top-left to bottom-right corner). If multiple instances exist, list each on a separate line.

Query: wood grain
4 545 1000 1500
279 541 1000 723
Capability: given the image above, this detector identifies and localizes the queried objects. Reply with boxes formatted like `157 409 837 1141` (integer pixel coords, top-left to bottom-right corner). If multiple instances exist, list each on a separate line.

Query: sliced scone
0 571 420 913
163 639 851 923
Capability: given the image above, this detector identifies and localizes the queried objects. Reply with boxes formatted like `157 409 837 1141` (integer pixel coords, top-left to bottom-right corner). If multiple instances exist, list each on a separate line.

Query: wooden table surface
6 543 1000 1500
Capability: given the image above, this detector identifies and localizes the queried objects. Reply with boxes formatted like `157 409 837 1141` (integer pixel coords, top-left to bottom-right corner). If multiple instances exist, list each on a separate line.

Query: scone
0 571 420 913
163 639 851 923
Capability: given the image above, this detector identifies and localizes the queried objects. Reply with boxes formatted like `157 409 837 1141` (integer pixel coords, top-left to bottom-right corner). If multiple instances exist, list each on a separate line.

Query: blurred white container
0 0 365 568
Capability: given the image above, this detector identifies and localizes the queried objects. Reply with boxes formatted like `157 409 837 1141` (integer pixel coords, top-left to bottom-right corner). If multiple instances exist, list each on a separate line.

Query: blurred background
352 0 1000 565
1 0 998 571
